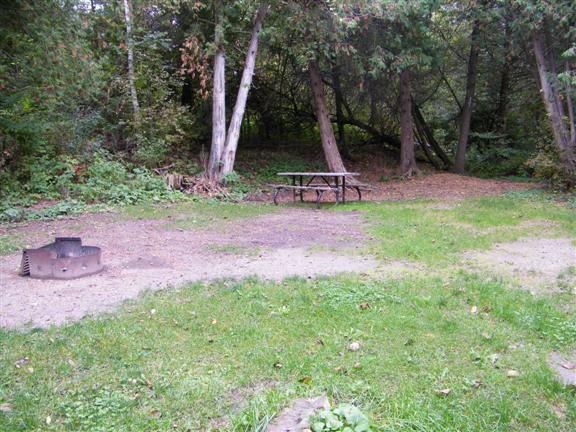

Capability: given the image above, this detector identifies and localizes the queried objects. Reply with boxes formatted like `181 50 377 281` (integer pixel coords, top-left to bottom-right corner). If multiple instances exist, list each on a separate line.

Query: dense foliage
1 0 575 206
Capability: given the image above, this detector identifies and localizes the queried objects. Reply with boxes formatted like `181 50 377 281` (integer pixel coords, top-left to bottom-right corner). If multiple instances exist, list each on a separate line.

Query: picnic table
269 172 371 208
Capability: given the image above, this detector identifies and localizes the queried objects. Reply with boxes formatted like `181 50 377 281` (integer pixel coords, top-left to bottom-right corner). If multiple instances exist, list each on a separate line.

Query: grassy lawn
0 234 23 256
341 192 576 266
1 192 575 431
1 274 575 431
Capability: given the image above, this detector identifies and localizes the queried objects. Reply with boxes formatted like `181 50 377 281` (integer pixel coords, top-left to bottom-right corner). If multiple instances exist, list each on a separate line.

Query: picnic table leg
334 176 340 204
292 176 296 203
299 175 304 202
356 186 362 201
273 188 281 205
315 190 324 209
342 176 346 203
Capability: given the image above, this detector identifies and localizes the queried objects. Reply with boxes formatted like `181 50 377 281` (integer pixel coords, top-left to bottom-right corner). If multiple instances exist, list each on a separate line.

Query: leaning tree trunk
454 21 481 174
220 3 269 178
413 103 452 169
207 1 226 181
331 63 352 160
399 69 418 176
533 31 575 182
565 62 576 148
122 0 139 122
308 59 347 173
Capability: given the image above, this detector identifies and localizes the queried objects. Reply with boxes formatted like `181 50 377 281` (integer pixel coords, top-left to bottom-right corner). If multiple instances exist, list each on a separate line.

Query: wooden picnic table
270 172 368 208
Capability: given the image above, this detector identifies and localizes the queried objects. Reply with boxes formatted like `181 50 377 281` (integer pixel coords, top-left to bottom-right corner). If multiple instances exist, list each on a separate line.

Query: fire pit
20 237 103 280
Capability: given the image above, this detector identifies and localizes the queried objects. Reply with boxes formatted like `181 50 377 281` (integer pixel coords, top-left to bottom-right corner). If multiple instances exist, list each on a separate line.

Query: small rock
267 395 330 432
348 342 361 351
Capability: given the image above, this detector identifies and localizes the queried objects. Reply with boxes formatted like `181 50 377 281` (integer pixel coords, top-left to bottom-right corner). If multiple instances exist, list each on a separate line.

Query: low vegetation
344 191 576 265
1 271 574 431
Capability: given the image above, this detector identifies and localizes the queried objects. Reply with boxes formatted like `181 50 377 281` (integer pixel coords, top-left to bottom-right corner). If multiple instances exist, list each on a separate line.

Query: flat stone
267 395 330 432
548 352 576 387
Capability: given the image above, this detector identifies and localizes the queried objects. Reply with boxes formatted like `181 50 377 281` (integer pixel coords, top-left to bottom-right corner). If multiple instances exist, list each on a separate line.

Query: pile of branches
161 172 231 198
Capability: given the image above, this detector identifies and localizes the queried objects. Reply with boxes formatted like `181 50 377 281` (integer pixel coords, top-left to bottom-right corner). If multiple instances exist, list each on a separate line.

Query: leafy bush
310 404 375 432
0 151 184 222
467 144 531 178
133 104 198 168
75 152 178 204
525 142 575 189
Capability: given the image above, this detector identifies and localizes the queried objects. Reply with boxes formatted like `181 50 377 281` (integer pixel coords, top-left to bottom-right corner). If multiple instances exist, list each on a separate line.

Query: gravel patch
0 208 405 329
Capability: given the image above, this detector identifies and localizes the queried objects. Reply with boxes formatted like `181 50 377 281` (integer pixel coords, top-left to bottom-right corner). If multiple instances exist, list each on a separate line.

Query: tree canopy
1 0 575 197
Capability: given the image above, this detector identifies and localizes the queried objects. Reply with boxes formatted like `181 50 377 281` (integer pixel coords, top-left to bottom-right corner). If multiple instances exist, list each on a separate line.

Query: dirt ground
465 237 576 294
260 172 540 203
0 209 407 329
1 175 571 330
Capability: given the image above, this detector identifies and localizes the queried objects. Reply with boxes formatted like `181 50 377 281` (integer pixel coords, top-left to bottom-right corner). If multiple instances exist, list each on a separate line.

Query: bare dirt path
0 208 403 329
464 237 576 294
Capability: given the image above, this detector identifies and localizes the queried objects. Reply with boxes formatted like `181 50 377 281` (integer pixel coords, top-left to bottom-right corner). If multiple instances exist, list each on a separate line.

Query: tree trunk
495 17 512 133
566 62 575 148
454 21 481 173
308 59 347 173
399 69 418 176
220 3 269 177
207 2 226 181
122 0 140 121
533 31 575 182
331 63 352 160
413 103 452 169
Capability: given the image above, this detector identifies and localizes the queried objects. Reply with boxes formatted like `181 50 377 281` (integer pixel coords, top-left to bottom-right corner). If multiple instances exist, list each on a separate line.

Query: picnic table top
277 172 360 177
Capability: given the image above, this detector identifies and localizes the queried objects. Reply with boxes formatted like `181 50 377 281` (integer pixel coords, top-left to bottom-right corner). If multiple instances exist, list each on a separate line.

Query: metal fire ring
20 237 103 280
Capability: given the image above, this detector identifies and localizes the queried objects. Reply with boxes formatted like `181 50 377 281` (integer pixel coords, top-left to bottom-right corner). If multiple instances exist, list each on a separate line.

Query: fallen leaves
437 388 451 397
299 376 312 384
470 305 478 314
358 302 371 310
0 403 12 412
507 370 520 377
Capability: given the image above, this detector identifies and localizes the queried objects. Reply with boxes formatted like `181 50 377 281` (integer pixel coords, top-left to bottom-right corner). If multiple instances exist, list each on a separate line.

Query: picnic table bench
269 172 371 208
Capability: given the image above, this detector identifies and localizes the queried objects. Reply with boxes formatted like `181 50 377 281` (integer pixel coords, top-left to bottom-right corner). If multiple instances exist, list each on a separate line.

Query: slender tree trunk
565 62 575 147
207 2 226 180
331 63 353 160
399 69 418 176
220 3 269 177
413 103 452 169
496 18 512 133
308 59 347 173
533 31 575 181
122 0 140 121
454 21 481 173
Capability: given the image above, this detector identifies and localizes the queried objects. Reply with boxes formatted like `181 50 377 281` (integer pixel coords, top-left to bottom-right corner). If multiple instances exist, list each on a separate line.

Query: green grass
339 193 576 265
1 192 575 431
0 234 23 255
1 273 574 431
122 200 276 230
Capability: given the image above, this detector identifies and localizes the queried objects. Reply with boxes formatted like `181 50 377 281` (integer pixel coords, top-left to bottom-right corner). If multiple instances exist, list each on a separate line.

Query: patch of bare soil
548 352 576 387
0 208 402 329
464 237 576 293
256 172 540 204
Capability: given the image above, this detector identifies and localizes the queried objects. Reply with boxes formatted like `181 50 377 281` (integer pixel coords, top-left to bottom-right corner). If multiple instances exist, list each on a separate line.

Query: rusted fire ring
20 237 103 280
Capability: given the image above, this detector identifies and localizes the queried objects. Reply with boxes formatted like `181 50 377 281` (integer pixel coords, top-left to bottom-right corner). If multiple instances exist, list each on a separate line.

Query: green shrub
525 141 575 189
310 404 375 432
